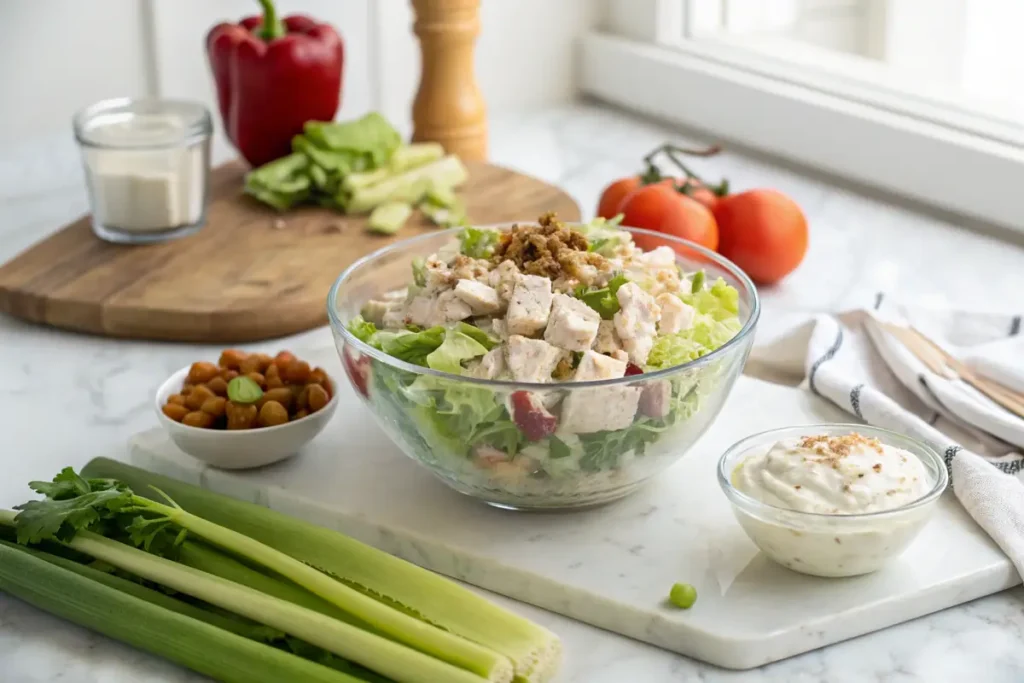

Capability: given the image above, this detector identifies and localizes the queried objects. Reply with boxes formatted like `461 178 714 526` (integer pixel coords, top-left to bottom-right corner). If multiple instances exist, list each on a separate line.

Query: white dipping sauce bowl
718 424 948 578
155 365 337 470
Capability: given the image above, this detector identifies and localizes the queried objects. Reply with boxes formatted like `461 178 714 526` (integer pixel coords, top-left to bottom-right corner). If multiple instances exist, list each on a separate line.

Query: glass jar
73 98 212 245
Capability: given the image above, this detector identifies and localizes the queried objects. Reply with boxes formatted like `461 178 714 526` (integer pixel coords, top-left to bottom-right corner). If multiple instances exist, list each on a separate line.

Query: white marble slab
129 346 1020 670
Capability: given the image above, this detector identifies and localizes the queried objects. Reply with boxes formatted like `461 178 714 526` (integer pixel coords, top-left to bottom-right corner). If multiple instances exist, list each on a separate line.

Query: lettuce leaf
577 215 629 257
425 329 489 374
457 228 500 258
347 316 380 346
647 277 741 370
455 322 498 350
380 326 446 366
574 273 629 320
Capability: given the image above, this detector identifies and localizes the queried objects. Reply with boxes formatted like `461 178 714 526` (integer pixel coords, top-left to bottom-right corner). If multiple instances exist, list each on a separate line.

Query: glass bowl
327 224 760 510
718 424 948 577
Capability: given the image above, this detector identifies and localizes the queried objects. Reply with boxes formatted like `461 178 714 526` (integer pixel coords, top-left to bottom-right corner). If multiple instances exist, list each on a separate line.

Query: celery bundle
0 460 561 683
244 112 469 232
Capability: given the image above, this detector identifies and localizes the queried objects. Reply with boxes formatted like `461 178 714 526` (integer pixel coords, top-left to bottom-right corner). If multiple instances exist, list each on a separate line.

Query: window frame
582 0 1024 233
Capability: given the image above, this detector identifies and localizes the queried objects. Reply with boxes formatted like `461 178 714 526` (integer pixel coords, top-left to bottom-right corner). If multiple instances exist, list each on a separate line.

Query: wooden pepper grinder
411 0 487 161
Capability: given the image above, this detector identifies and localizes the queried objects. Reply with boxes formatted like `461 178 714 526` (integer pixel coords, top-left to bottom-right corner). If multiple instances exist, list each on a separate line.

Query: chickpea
184 384 216 411
258 387 293 410
200 396 227 418
254 353 274 373
181 384 194 395
258 400 289 427
246 372 266 389
239 354 263 375
221 369 239 381
166 393 187 406
225 402 258 430
218 349 249 370
292 409 309 421
306 384 330 413
206 376 228 396
274 351 297 369
283 360 311 384
308 367 330 388
162 403 189 422
182 411 215 429
187 361 220 384
295 385 309 411
264 364 284 389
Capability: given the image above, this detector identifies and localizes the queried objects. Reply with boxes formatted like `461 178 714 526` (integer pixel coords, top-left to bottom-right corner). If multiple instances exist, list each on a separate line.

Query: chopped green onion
690 270 706 294
227 376 263 404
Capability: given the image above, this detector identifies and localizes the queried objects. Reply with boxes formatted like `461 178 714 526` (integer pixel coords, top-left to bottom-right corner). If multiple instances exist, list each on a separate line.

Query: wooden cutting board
0 161 579 342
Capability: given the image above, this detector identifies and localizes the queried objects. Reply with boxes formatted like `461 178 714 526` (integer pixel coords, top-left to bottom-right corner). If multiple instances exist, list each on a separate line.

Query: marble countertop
3 102 1024 682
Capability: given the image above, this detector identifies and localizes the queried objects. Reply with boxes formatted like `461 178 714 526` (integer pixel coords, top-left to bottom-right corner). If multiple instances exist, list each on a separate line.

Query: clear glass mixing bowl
327 224 760 510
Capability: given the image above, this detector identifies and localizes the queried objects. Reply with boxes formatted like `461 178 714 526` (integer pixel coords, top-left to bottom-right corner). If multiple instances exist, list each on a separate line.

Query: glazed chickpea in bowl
155 349 338 469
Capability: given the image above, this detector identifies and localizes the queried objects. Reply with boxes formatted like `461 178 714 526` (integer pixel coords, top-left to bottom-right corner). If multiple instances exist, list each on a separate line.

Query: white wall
0 0 596 150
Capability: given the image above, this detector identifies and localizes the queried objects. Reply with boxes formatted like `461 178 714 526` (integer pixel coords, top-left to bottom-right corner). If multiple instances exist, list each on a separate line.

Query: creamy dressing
728 432 937 578
732 433 930 514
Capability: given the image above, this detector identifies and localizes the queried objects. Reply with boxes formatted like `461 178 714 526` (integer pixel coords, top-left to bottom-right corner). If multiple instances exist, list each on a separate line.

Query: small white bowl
155 365 338 469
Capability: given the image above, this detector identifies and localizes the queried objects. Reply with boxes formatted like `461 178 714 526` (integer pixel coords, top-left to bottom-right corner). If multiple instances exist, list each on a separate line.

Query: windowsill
578 31 1024 234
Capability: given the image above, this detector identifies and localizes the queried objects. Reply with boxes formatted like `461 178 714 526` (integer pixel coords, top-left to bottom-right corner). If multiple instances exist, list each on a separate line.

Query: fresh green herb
227 376 264 404
574 273 629 320
457 228 500 259
548 437 572 460
669 582 697 609
690 270 706 293
577 419 666 472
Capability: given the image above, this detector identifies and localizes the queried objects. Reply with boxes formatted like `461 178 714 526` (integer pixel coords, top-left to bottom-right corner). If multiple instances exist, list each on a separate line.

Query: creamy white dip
728 432 937 578
732 432 931 514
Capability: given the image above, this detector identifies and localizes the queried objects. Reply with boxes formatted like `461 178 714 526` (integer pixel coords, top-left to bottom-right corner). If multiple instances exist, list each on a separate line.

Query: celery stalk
36 524 492 683
368 202 413 234
344 155 468 214
0 541 359 683
82 458 562 683
129 499 512 682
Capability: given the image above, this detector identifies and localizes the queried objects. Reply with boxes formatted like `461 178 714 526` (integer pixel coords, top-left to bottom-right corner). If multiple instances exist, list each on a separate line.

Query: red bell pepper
206 0 344 168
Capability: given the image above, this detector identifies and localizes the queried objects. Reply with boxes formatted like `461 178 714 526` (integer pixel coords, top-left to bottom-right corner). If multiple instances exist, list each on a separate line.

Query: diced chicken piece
381 305 409 329
613 282 661 365
432 290 472 325
452 255 492 281
593 320 622 354
558 385 642 434
491 318 509 341
544 294 601 351
454 279 502 315
656 294 695 335
611 349 629 363
573 350 627 381
506 335 564 383
506 274 553 337
639 380 671 418
489 260 521 303
641 246 677 269
423 256 454 292
382 288 408 301
469 347 505 380
405 295 435 327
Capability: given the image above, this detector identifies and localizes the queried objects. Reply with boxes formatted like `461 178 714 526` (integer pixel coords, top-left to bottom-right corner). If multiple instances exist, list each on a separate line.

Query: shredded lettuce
646 277 741 370
379 326 446 366
457 228 500 259
578 215 629 257
347 316 380 346
455 322 498 350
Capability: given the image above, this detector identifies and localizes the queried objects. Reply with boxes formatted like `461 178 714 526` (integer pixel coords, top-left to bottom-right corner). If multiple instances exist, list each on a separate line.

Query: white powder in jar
81 111 209 234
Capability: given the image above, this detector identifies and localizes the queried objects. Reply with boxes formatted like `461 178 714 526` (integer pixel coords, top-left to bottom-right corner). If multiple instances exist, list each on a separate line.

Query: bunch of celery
244 112 469 233
0 459 561 683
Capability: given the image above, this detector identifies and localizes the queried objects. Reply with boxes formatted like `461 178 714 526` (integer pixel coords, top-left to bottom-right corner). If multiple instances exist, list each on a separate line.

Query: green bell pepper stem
257 0 286 41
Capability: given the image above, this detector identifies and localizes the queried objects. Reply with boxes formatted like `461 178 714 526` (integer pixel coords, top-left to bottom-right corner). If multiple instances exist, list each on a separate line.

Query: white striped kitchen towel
747 295 1024 579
